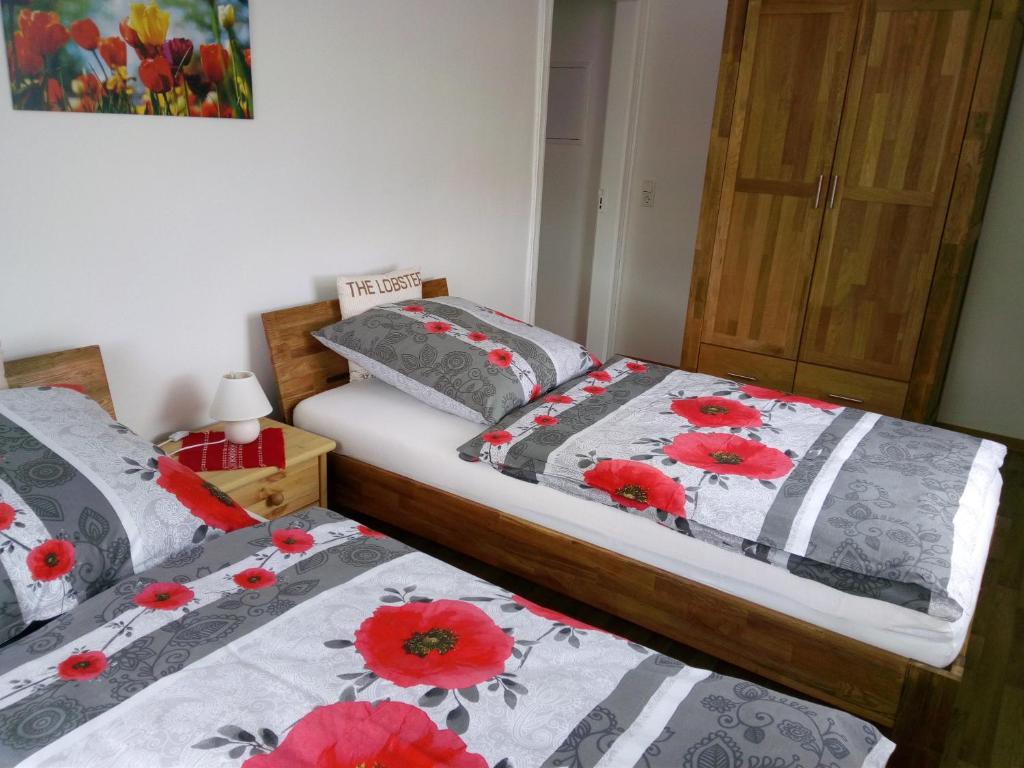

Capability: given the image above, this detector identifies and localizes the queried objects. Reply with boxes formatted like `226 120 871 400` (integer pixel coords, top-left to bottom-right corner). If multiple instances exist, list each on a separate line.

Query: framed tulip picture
1 0 253 118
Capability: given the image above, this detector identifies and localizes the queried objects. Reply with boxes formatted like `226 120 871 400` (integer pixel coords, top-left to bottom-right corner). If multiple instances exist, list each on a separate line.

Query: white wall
535 0 615 342
938 52 1024 440
610 0 726 365
0 0 546 440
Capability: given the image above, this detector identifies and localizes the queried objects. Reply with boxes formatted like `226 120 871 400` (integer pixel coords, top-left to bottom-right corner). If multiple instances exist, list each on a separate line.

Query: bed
0 346 894 767
262 279 1003 767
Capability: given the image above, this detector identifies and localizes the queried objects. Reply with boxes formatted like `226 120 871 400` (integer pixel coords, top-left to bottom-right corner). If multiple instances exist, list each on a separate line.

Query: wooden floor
339 449 1023 768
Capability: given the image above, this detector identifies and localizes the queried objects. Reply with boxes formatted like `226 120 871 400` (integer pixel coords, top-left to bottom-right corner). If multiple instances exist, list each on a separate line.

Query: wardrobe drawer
794 364 907 417
697 344 795 391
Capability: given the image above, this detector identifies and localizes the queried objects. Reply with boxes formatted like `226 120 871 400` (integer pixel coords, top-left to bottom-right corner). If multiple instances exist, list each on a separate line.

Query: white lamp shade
210 371 272 422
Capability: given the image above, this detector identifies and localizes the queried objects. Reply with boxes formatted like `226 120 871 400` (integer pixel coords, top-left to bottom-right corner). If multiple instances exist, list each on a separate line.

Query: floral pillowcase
0 385 259 643
313 296 599 424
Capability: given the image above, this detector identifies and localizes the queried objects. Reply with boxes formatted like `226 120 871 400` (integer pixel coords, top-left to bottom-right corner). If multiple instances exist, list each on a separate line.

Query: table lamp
210 371 272 444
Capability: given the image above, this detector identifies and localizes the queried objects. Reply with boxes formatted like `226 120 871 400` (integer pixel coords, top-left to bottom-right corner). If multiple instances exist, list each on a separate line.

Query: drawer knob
267 491 285 507
726 371 758 382
827 393 864 404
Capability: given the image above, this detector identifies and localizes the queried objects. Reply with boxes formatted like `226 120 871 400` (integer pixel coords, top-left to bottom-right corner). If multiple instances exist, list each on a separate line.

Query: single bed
262 279 1001 767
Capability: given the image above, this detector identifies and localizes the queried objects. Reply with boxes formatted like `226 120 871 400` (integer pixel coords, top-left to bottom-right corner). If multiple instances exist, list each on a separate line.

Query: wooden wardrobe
682 0 1023 422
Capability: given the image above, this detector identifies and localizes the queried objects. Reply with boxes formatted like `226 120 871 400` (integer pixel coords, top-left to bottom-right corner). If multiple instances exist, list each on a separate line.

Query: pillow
312 296 598 423
0 340 7 390
337 267 422 382
0 385 258 642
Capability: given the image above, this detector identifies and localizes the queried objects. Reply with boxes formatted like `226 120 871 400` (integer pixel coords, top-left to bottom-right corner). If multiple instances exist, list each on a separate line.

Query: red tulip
98 37 127 68
244 47 251 68
139 57 174 94
14 33 43 75
70 18 100 51
199 43 229 83
45 77 64 108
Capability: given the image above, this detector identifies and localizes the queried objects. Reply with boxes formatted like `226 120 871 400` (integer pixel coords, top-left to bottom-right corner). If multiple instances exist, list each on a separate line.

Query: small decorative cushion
337 267 422 382
313 296 598 424
0 386 259 642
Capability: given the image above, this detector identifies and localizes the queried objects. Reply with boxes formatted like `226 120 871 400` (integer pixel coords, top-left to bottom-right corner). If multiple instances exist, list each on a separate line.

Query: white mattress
294 379 1003 668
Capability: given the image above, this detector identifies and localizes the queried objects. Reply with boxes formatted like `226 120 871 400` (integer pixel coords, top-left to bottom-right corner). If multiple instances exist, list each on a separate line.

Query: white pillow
337 267 422 381
0 340 7 390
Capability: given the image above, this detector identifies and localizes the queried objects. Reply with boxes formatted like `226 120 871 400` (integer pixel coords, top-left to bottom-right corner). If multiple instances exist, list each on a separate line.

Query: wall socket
641 179 655 207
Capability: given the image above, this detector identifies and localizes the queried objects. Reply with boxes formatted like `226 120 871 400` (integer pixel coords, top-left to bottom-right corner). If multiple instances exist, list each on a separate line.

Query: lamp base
223 419 261 445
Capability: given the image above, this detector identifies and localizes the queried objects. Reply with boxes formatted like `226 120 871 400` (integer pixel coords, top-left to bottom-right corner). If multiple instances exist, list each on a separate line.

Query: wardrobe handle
813 173 824 209
726 371 758 382
828 175 839 209
826 393 864 404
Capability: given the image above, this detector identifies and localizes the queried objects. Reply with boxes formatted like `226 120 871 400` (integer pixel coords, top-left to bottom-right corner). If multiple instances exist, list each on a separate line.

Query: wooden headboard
5 345 116 419
262 278 449 423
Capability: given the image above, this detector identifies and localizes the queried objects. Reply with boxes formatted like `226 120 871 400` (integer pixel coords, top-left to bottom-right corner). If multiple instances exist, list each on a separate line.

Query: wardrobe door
800 0 990 380
701 0 860 359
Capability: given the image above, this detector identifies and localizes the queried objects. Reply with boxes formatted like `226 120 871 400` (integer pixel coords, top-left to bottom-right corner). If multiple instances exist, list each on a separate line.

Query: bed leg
889 661 961 767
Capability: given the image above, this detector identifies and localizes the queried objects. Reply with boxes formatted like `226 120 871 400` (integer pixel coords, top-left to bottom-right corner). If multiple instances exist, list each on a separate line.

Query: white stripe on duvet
0 519 360 710
0 401 145 572
784 412 880 557
594 666 711 768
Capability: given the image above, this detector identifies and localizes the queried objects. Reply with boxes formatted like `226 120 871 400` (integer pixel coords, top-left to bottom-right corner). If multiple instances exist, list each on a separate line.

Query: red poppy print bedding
0 386 259 643
459 357 1006 621
0 507 893 767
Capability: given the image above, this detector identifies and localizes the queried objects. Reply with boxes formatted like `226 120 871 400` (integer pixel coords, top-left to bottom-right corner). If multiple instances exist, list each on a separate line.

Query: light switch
641 179 655 207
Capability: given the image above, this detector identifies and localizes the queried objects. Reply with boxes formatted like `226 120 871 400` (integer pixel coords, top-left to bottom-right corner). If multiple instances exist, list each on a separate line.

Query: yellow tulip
218 4 235 29
128 2 170 46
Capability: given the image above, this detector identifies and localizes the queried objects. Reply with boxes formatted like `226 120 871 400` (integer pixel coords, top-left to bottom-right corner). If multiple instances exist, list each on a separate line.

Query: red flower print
139 56 173 93
530 383 542 400
0 504 14 531
156 457 256 533
487 348 513 368
98 36 127 68
589 353 602 368
481 430 513 446
70 18 100 51
242 701 486 768
424 321 452 334
26 539 75 581
57 651 108 682
491 309 523 323
671 396 763 429
545 394 573 405
534 415 558 427
626 361 647 373
402 305 424 313
272 528 314 553
357 524 387 540
512 595 596 630
739 384 833 410
664 433 793 480
583 385 606 395
134 581 194 611
467 331 488 342
589 370 612 383
234 568 277 590
584 460 686 517
354 599 513 688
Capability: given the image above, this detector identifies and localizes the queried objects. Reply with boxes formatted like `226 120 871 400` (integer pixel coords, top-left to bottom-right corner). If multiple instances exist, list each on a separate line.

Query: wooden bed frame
262 280 972 767
5 345 115 419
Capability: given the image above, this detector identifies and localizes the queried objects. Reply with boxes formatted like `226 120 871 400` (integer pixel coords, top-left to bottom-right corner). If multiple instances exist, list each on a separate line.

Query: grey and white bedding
459 357 1006 622
0 386 258 643
0 506 894 767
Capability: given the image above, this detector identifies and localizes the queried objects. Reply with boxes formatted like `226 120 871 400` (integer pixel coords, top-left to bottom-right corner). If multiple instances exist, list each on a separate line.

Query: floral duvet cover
459 357 1006 621
0 507 893 767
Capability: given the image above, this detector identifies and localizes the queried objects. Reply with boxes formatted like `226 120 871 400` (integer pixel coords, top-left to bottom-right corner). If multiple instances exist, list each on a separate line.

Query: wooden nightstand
162 418 336 520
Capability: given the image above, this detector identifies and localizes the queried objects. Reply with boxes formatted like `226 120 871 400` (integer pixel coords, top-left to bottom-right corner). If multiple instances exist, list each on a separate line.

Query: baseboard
935 422 1024 453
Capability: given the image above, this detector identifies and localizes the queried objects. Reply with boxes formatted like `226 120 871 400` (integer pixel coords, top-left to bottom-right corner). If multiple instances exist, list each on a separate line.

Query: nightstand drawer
231 458 321 520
